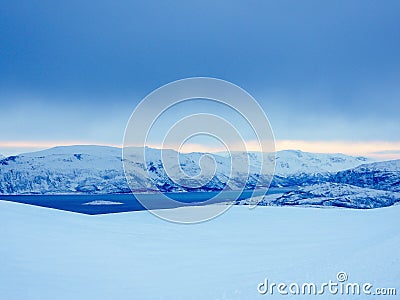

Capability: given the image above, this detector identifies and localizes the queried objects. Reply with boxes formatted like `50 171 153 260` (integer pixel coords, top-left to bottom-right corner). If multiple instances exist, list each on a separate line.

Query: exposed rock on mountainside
332 160 400 192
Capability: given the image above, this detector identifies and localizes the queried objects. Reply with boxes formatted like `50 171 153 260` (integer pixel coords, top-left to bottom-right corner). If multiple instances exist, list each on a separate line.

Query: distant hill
332 159 400 192
252 182 400 209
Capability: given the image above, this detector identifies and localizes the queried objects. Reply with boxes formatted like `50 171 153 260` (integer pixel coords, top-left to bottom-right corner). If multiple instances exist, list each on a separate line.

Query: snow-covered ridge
240 183 400 209
279 182 400 208
0 146 128 194
333 159 400 192
274 150 371 176
21 145 122 157
356 159 400 172
220 150 371 177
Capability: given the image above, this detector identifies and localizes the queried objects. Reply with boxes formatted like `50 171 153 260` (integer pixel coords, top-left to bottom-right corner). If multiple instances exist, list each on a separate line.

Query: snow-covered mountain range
0 146 270 194
272 150 372 187
0 145 373 194
0 145 399 208
244 159 400 209
225 149 371 177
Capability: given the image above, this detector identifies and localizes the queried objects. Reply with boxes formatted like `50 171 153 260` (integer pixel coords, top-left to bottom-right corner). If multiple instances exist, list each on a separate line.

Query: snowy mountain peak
274 150 372 176
21 145 122 158
217 149 371 177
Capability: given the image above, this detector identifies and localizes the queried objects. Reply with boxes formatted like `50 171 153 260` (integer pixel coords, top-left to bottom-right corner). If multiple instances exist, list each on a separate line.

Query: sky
0 0 399 159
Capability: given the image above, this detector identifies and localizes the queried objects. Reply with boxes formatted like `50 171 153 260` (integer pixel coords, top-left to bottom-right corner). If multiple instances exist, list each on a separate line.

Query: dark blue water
0 188 292 215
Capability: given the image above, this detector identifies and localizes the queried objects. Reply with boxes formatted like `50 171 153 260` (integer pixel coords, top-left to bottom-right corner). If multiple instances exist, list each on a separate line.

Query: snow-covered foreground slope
0 201 398 300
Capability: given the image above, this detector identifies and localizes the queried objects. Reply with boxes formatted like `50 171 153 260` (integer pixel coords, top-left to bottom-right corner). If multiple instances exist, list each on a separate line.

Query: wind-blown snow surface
0 201 398 300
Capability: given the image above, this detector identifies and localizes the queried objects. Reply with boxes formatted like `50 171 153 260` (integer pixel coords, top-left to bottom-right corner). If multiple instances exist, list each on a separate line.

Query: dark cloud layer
0 0 399 143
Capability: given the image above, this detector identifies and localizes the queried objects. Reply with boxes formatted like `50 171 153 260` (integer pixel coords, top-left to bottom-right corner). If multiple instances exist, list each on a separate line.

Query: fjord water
0 188 290 215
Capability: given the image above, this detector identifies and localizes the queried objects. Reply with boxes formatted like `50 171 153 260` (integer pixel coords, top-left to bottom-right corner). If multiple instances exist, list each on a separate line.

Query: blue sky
1 1 399 158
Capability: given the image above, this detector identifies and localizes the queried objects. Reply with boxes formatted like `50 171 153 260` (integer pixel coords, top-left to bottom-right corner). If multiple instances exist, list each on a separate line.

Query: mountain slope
218 150 371 176
274 150 371 176
0 146 271 194
219 150 372 187
276 182 400 208
239 182 400 209
0 146 129 194
332 159 400 192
